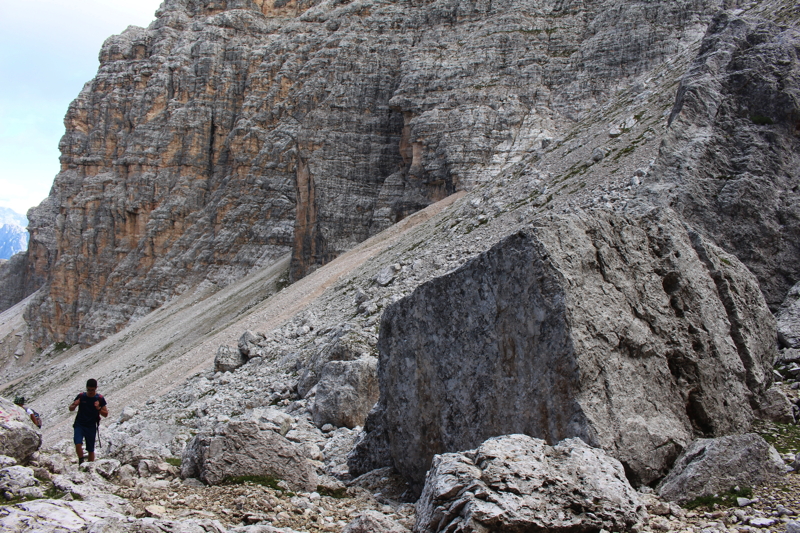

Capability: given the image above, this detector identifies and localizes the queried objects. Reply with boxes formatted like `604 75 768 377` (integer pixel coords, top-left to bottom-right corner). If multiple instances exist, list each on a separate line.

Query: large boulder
415 435 644 533
350 208 776 492
657 433 785 503
0 397 41 463
181 420 317 491
312 357 379 429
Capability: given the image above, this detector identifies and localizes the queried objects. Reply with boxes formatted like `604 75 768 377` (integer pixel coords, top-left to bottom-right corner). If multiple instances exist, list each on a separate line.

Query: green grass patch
165 457 181 467
750 114 774 125
317 485 349 499
683 486 752 510
755 421 800 454
54 341 71 352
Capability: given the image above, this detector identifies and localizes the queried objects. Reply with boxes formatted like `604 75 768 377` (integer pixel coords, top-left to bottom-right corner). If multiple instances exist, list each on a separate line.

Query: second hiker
68 378 108 464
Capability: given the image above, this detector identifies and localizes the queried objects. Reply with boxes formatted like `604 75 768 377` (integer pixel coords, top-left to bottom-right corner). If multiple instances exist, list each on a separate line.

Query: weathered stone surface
657 434 785 503
756 387 797 424
0 465 42 499
415 435 644 533
297 330 371 397
351 208 776 491
214 345 248 373
0 500 127 533
311 357 378 429
343 510 409 533
648 12 800 309
181 420 317 491
778 282 800 349
0 397 41 463
1 0 732 348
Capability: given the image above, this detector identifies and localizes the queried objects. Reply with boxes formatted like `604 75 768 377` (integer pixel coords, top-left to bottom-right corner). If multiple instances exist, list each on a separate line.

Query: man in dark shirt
68 379 108 464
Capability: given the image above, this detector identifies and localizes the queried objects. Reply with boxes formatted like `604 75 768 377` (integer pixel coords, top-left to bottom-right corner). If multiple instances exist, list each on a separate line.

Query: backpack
28 409 42 429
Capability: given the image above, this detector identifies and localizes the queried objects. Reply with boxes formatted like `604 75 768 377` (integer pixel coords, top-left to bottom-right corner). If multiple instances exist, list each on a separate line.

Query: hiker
14 396 42 428
68 379 108 464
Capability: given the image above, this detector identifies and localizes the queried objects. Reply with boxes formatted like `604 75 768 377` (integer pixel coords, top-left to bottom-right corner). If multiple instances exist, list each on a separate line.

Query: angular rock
88 517 228 533
0 500 127 532
181 420 317 491
657 433 785 503
297 332 370 397
312 357 379 429
238 330 265 358
777 282 800 349
214 345 248 373
343 510 409 533
248 408 294 436
756 387 796 424
0 465 41 498
415 435 644 533
351 208 776 491
0 397 41 463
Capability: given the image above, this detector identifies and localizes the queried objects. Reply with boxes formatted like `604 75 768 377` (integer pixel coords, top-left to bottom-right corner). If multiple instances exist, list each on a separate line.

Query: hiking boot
78 456 85 465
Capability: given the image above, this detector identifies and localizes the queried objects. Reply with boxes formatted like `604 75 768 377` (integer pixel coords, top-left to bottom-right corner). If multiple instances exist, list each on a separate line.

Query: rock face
649 11 800 309
0 397 41 463
350 207 776 492
657 434 785 503
777 282 800 349
0 0 732 347
181 420 317 491
414 435 644 533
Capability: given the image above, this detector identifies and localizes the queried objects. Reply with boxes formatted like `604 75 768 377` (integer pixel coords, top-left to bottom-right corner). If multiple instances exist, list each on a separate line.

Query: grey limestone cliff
3 0 736 347
648 9 800 309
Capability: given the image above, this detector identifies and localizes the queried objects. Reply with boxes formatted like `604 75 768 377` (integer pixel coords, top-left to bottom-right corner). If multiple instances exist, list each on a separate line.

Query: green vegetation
684 486 752 510
750 114 774 125
317 485 349 499
53 342 71 353
755 421 800 454
165 457 182 467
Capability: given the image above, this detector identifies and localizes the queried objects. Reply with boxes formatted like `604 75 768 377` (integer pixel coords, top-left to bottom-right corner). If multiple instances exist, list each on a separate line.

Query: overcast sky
0 0 163 217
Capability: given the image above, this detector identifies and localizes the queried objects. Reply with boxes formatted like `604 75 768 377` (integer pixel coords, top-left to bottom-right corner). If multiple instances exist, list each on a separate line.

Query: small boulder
657 434 785 503
312 357 378 429
756 387 796 424
238 330 265 358
181 420 317 491
0 397 41 463
0 465 41 499
415 434 644 533
214 345 247 373
343 510 409 533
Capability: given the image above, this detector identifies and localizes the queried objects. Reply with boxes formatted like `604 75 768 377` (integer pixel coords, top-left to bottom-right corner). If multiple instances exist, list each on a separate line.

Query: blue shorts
73 425 97 452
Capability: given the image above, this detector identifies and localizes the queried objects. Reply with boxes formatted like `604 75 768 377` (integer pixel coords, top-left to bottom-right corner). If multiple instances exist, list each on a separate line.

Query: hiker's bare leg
88 451 95 462
75 444 84 461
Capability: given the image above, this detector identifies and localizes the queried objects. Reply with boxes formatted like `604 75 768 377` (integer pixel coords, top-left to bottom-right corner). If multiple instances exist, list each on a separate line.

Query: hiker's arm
69 398 79 411
99 405 108 418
